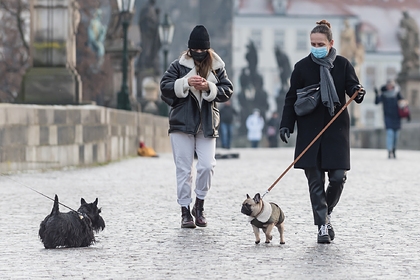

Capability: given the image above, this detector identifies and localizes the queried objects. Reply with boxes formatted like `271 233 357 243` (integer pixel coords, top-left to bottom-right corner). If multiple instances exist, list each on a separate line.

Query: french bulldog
241 193 285 244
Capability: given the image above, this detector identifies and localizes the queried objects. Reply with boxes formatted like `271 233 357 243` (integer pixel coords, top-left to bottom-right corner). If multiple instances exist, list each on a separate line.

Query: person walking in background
246 108 265 148
279 20 365 244
375 79 406 159
219 100 237 149
266 111 280 148
160 25 233 228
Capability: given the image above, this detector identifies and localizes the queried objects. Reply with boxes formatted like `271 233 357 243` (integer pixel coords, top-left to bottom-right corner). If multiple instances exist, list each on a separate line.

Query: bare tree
0 0 113 105
0 0 30 102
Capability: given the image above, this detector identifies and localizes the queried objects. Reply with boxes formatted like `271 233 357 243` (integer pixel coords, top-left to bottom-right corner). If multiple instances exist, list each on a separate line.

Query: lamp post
116 0 136 110
158 13 175 74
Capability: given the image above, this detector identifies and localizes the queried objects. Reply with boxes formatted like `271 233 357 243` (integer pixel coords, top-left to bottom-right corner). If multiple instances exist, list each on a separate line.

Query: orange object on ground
137 142 158 157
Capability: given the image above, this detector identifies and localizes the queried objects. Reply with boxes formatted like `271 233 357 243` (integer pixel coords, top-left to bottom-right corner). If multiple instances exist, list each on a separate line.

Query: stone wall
0 104 171 173
350 122 420 150
1 104 419 173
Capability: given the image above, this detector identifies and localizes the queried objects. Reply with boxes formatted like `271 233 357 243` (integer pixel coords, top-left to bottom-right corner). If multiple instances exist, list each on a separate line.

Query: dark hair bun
316 19 331 29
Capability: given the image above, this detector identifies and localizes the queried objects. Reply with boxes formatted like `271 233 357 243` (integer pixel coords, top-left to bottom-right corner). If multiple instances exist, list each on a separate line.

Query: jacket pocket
169 102 187 126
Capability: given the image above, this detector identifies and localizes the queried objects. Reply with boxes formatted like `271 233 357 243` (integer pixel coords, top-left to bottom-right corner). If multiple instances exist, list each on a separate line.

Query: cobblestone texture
0 147 419 279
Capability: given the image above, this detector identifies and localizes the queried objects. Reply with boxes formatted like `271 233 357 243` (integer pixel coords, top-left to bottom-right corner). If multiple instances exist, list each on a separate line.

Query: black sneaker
317 224 331 244
327 215 335 241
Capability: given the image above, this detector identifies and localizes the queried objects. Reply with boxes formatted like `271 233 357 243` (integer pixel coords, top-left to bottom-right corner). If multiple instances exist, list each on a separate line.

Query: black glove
354 84 366 101
374 87 379 96
279 127 290 143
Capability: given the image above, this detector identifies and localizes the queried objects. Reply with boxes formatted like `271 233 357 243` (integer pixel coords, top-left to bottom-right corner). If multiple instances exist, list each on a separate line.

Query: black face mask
190 50 208 62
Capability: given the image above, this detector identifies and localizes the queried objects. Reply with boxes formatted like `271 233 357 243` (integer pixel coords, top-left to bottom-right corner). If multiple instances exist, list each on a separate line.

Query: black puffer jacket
160 51 233 138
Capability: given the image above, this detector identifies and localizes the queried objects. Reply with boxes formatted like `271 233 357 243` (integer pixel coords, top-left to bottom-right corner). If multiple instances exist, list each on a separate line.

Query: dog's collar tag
79 214 84 220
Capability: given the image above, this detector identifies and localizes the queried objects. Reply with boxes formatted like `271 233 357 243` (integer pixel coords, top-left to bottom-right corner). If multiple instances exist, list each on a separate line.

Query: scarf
311 47 340 116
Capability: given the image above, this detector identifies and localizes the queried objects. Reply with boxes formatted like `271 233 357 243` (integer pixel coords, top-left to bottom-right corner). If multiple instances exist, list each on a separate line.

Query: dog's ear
94 198 98 206
81 198 87 205
246 194 250 199
253 193 261 204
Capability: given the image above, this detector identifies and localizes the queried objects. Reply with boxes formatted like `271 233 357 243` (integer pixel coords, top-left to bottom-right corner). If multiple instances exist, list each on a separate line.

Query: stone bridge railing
0 104 171 173
1 103 419 173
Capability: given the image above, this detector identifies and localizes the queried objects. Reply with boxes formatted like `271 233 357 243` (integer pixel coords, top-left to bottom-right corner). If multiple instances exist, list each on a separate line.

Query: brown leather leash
262 89 362 198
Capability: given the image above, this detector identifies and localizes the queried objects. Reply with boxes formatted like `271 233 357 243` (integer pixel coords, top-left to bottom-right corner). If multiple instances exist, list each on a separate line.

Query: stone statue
105 0 123 44
354 42 365 78
238 40 269 135
137 0 161 75
87 8 107 68
274 46 291 90
398 11 420 76
245 41 258 75
274 45 291 117
340 19 357 63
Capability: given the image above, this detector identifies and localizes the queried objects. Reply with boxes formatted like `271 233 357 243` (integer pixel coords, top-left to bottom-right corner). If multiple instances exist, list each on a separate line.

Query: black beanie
188 25 210 49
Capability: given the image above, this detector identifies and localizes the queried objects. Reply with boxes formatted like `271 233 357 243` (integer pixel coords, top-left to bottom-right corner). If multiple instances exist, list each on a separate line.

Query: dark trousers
304 167 347 225
220 122 233 149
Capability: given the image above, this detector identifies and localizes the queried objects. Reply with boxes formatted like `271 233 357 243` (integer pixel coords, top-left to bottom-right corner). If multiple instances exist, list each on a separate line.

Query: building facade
233 0 420 128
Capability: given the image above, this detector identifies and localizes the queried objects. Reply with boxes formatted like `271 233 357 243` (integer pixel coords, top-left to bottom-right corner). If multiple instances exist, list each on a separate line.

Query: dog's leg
263 224 274 243
252 225 261 244
277 222 285 244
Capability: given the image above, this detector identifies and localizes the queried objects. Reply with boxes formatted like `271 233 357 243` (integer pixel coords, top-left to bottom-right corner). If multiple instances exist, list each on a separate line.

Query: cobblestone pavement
0 147 419 279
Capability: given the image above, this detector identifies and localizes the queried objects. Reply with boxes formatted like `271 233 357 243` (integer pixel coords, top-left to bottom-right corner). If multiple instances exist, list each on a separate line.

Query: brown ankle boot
181 206 196 228
192 198 207 227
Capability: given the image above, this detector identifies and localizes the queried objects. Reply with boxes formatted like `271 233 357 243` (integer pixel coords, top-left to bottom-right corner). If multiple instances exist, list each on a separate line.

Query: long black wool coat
280 54 363 170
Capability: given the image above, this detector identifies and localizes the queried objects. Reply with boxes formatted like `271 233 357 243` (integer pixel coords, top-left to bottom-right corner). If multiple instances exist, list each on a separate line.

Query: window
385 67 397 82
250 29 262 49
274 30 285 49
296 30 307 51
365 66 376 89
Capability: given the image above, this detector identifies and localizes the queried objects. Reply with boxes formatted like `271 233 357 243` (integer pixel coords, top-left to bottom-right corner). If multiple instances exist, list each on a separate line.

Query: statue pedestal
21 67 81 104
20 0 82 105
397 74 420 120
105 41 140 109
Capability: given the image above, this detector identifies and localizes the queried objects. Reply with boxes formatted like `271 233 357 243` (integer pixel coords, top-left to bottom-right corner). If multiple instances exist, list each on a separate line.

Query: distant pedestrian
374 79 407 159
219 100 237 149
160 25 234 229
266 111 280 148
246 109 265 148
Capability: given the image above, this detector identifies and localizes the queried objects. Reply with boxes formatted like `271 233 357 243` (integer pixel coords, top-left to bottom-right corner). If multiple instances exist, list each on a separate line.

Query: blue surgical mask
311 46 328 59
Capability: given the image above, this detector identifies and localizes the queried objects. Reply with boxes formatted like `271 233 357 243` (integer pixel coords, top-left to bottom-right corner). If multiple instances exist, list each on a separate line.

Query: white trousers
170 131 216 207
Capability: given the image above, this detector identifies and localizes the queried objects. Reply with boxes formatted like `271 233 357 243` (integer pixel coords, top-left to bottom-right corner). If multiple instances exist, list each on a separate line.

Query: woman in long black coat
279 20 365 244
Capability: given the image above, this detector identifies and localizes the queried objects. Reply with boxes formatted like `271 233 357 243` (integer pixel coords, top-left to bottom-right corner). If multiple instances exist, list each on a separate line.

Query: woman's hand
188 75 209 91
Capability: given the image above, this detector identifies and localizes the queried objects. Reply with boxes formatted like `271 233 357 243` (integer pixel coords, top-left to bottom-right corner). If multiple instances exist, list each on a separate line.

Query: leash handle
265 89 362 194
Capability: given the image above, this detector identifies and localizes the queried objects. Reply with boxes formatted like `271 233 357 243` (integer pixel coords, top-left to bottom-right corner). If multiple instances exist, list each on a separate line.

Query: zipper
190 91 202 134
297 86 319 95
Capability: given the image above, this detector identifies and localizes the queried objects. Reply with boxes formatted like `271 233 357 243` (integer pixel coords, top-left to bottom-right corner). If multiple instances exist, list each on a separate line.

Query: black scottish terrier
39 195 105 249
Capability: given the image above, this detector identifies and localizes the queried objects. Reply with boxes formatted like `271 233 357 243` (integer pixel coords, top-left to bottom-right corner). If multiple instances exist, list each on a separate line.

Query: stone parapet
0 104 170 172
350 121 420 150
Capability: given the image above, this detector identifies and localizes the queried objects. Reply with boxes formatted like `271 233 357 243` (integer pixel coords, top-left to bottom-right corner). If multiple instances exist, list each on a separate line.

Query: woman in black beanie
160 25 233 228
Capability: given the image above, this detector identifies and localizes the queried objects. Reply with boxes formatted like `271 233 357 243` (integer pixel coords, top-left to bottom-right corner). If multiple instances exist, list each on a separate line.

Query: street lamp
116 0 136 110
158 13 175 74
